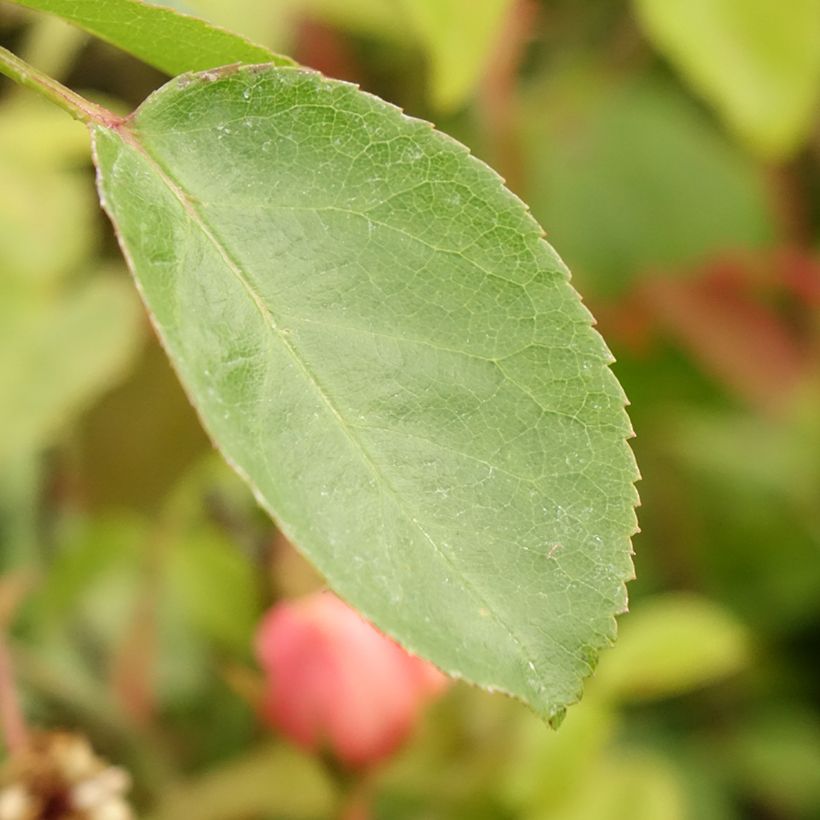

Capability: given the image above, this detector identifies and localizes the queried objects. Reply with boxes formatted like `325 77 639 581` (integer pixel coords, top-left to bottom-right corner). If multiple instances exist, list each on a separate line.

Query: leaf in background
592 593 749 702
642 259 806 412
523 72 772 297
0 97 89 168
398 0 514 110
14 9 89 80
724 708 820 815
666 390 820 632
300 0 401 39
0 453 41 570
0 95 92 283
8 0 293 75
673 398 820 504
0 273 143 464
33 515 144 619
0 165 93 284
92 65 638 720
501 700 614 816
633 0 820 158
548 752 687 820
167 523 261 653
182 0 293 51
152 742 338 820
29 510 246 706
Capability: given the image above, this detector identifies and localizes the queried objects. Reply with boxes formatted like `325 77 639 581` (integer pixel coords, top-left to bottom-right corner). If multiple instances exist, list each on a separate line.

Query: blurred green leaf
300 0 401 37
9 0 293 75
633 0 820 158
151 743 338 820
166 524 260 653
34 515 144 619
667 398 820 631
0 119 93 283
28 513 211 716
672 394 820 506
533 752 687 820
0 166 91 283
723 707 820 815
93 64 638 721
17 11 88 79
501 699 615 816
0 454 40 569
593 593 749 701
77 342 211 511
0 273 143 463
0 96 89 167
185 0 294 50
523 71 772 297
398 0 512 110
376 688 527 816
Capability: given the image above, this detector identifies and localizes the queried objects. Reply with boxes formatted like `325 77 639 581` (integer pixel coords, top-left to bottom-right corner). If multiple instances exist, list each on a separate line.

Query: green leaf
633 0 820 158
8 0 293 76
92 65 638 719
152 743 338 820
181 0 293 52
300 0 403 39
0 96 89 169
33 514 144 619
542 752 687 820
592 593 749 702
398 0 514 110
502 700 614 815
0 273 143 464
167 523 261 652
0 164 93 284
725 708 820 815
523 71 772 297
0 95 92 283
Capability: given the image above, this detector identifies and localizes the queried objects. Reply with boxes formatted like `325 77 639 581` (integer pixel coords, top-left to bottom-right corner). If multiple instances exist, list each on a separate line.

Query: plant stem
0 44 116 126
0 636 28 753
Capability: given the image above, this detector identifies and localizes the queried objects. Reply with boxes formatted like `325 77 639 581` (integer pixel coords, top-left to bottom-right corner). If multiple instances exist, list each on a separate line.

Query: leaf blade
9 0 292 75
0 274 143 464
633 0 820 158
93 65 638 718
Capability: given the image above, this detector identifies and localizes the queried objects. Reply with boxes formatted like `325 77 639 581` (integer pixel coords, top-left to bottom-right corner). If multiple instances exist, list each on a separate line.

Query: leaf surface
633 0 820 158
9 0 292 75
92 65 638 719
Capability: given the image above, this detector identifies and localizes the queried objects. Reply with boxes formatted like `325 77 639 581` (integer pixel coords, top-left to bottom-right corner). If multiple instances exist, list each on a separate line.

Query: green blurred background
1 0 819 817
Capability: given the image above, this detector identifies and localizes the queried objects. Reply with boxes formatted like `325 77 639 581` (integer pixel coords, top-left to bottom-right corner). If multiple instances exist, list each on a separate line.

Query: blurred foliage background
1 0 819 817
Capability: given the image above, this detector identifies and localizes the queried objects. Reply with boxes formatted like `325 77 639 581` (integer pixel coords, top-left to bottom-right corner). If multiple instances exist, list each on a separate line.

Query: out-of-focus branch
477 0 539 195
0 635 27 753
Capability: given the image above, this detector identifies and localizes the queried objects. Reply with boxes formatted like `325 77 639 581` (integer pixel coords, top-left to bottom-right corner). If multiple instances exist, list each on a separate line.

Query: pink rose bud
254 592 448 768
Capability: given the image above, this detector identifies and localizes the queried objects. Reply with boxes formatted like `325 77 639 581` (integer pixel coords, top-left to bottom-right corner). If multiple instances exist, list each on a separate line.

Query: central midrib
107 122 549 700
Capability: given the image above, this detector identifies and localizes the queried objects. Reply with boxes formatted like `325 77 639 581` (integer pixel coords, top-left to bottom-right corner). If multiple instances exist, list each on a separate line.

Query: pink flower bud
254 592 448 768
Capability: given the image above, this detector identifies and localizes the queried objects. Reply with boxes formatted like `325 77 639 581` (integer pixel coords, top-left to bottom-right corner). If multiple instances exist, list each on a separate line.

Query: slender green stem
0 44 117 126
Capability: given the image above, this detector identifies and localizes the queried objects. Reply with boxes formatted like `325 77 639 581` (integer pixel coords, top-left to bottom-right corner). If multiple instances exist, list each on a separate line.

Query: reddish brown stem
478 0 539 194
0 44 118 127
0 637 28 754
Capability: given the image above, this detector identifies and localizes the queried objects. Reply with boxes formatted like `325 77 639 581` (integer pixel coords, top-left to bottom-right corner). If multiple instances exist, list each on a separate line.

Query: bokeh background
1 0 819 817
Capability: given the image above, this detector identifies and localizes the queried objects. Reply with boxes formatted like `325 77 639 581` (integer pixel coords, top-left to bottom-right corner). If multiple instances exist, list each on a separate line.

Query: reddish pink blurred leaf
255 592 448 768
643 258 807 410
777 247 820 308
